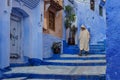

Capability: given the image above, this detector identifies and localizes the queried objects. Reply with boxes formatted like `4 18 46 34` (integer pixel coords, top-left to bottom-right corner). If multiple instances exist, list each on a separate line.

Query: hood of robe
81 24 86 28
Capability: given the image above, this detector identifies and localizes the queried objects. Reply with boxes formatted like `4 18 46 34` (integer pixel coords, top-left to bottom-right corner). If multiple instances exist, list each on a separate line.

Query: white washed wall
43 33 62 58
75 0 106 44
0 0 44 68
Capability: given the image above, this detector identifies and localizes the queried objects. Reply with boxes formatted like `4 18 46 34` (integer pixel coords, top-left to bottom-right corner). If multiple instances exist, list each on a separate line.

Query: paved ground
2 54 106 80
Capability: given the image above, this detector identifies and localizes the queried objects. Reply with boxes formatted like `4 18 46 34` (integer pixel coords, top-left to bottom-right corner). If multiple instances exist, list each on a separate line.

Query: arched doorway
10 7 29 63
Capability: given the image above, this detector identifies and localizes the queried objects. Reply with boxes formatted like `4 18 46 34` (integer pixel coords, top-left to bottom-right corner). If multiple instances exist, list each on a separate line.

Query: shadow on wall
12 7 29 17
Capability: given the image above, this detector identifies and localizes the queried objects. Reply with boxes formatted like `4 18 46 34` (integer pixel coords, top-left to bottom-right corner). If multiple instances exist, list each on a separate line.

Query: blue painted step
63 40 68 47
89 41 106 54
2 73 105 80
41 54 106 79
89 51 106 54
63 40 79 54
2 53 106 80
63 45 80 54
97 41 105 45
90 45 105 50
63 40 106 54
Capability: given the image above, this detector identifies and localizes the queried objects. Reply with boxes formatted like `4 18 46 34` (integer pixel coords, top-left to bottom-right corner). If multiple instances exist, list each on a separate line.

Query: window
68 0 74 4
49 11 55 31
90 0 95 11
99 5 103 16
7 0 10 6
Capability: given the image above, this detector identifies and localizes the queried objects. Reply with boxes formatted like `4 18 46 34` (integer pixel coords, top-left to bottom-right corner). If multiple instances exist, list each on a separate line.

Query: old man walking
78 25 90 56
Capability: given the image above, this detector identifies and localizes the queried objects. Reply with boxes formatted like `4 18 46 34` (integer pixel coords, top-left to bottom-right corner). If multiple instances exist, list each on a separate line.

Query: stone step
2 54 106 80
2 72 106 80
44 56 106 60
90 45 105 49
89 49 105 52
63 45 105 54
90 47 105 50
2 65 106 80
89 51 106 54
97 41 105 45
43 54 106 66
41 62 106 66
63 45 79 54
63 48 79 54
44 59 106 64
63 46 79 49
2 74 106 80
63 51 79 54
60 54 106 58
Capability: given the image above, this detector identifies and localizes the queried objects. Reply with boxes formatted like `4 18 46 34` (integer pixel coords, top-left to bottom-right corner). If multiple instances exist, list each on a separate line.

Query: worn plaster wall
75 0 106 44
106 0 120 80
44 0 63 38
43 33 62 58
0 0 44 68
0 0 12 69
43 1 63 58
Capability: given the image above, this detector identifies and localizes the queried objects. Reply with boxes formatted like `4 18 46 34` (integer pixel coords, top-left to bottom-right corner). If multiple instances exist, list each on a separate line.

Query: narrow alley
1 0 120 80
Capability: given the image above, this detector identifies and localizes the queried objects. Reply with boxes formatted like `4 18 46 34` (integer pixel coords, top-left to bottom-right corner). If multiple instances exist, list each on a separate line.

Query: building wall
44 0 63 38
43 0 63 58
0 70 2 78
49 10 63 38
0 0 44 69
106 0 120 80
75 0 106 44
43 33 62 58
0 0 11 69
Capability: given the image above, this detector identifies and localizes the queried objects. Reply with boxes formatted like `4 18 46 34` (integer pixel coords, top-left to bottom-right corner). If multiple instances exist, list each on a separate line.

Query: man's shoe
85 52 88 56
78 54 82 56
85 53 88 56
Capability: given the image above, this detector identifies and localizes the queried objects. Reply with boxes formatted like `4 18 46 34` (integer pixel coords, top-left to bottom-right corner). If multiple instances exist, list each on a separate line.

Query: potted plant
64 5 72 29
64 5 76 45
51 42 61 54
64 5 75 29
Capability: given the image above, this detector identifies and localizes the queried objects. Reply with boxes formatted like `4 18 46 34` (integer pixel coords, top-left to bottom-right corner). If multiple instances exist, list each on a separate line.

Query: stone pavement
1 54 106 80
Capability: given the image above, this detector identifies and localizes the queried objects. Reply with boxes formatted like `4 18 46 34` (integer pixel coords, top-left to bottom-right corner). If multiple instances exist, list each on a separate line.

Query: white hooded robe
79 27 90 51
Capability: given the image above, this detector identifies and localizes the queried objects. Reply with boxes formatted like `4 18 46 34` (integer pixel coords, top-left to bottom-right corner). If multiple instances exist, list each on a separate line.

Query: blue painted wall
43 33 62 58
106 0 120 80
75 0 106 44
0 0 11 69
0 0 44 69
0 70 2 78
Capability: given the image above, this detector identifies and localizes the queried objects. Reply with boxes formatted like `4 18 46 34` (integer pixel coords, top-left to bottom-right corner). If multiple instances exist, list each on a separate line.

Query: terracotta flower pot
53 48 61 54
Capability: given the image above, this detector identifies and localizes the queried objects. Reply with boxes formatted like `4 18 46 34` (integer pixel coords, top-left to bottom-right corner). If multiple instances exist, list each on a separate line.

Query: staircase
63 40 106 55
89 41 106 54
1 41 106 80
63 41 80 54
2 54 106 80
